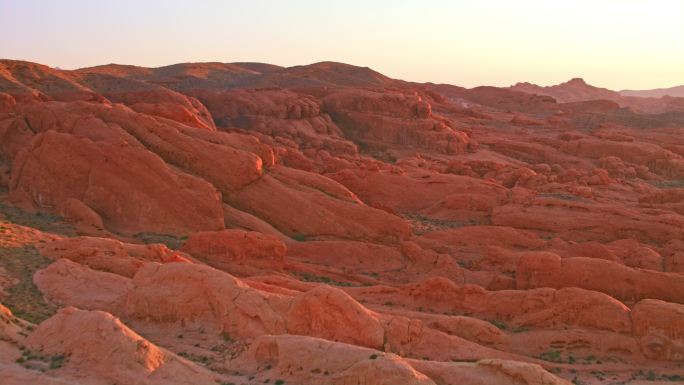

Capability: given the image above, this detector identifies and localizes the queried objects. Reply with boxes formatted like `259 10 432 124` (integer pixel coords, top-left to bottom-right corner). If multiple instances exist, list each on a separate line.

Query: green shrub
291 233 307 242
539 350 562 362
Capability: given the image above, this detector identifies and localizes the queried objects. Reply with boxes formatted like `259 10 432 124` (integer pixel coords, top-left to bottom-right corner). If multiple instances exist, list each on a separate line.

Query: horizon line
2 56 683 92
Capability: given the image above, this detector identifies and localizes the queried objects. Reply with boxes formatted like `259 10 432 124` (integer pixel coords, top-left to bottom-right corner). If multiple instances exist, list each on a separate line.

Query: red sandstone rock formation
2 58 684 384
516 252 684 304
9 130 225 235
25 307 220 385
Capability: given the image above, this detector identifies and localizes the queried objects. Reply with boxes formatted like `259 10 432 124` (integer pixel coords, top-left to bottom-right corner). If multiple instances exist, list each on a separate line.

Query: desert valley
1 58 684 385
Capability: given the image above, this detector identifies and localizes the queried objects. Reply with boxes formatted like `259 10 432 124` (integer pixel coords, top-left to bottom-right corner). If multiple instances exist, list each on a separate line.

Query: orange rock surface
2 58 684 384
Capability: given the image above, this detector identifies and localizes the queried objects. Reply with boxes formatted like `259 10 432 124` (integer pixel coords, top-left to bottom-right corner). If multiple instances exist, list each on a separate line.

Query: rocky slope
1 58 684 384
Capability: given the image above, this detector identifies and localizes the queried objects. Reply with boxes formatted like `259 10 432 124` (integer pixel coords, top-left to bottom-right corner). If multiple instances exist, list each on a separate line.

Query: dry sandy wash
1 59 684 385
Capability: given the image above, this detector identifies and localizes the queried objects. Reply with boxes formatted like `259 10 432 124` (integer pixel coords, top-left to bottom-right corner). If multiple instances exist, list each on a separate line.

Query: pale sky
1 0 682 90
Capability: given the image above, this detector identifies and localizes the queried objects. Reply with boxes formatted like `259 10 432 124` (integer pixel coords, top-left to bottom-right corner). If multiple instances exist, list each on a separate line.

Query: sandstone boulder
9 131 224 236
226 170 410 243
180 229 286 273
285 285 384 348
348 277 632 333
33 259 131 312
37 236 192 278
26 307 219 385
322 89 472 154
122 263 287 337
411 358 572 385
228 334 435 385
517 252 684 304
632 299 684 361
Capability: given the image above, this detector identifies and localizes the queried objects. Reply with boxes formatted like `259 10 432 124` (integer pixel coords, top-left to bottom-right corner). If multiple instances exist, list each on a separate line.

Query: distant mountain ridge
74 60 392 90
509 78 684 113
619 85 684 98
510 78 621 103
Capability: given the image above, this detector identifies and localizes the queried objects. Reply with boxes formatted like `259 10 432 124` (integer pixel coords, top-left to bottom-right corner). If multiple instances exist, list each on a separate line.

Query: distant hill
509 78 684 113
73 60 392 90
509 78 620 103
619 85 684 98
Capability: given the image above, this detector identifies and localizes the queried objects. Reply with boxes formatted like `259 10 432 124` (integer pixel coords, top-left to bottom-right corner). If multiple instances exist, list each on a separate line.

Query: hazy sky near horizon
1 0 682 90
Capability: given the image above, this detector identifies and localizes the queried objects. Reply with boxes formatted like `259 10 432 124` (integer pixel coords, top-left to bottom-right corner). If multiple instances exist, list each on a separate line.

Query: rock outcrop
2 58 684 385
517 252 684 303
26 307 220 385
9 130 225 235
